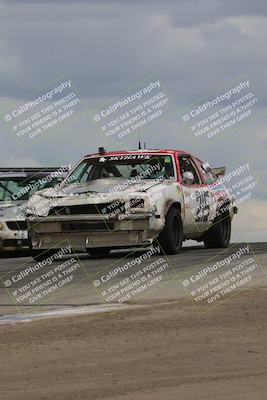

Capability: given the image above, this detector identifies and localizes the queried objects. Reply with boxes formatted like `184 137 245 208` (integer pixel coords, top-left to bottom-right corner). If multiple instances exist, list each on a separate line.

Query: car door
178 154 212 235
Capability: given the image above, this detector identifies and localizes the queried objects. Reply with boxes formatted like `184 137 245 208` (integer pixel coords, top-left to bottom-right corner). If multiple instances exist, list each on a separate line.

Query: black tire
86 248 111 258
203 213 231 248
157 206 183 255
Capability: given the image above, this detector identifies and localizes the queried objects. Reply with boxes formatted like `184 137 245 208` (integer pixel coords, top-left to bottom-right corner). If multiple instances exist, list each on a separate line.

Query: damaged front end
26 179 162 252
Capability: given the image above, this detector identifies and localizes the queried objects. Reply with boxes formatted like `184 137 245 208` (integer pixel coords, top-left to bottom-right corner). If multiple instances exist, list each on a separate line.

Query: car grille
6 221 28 231
61 222 114 231
3 239 30 246
48 202 125 216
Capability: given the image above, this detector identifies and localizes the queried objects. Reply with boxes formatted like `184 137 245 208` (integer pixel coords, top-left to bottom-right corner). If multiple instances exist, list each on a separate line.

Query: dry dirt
0 287 267 400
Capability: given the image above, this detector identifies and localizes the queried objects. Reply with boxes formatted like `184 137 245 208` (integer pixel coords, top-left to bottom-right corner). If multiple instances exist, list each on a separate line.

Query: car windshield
0 176 62 202
65 154 175 184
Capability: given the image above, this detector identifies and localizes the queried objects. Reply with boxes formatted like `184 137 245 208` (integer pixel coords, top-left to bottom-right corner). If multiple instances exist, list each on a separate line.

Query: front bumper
0 230 30 251
28 212 158 251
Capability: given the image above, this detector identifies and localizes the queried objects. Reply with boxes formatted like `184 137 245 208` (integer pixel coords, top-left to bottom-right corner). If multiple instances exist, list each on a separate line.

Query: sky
0 0 266 242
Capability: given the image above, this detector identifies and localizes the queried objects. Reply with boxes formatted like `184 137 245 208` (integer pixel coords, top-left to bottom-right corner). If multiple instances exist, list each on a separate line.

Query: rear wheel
203 212 231 248
86 248 111 258
157 206 183 255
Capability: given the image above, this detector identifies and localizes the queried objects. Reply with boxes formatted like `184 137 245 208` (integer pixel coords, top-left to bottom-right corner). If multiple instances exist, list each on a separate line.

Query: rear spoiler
0 166 70 179
211 167 226 177
202 162 226 177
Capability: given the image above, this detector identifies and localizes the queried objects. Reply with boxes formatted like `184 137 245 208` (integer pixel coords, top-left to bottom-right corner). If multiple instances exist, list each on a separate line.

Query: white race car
0 167 67 252
26 148 237 260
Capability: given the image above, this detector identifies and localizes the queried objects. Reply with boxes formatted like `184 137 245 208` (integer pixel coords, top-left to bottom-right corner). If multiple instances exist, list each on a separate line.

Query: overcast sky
0 0 266 242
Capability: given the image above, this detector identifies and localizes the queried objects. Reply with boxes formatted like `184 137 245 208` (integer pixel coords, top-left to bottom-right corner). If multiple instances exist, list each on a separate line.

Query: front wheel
203 213 231 248
157 207 183 255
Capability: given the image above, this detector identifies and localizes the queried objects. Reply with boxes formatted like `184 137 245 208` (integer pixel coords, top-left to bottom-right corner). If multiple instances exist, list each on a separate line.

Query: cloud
232 199 267 242
0 1 266 101
3 0 188 3
149 15 205 50
226 15 267 38
0 155 41 167
0 0 266 242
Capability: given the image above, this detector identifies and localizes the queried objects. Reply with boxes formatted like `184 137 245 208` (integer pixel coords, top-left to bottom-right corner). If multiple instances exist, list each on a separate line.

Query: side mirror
202 162 212 173
182 171 194 185
211 167 226 177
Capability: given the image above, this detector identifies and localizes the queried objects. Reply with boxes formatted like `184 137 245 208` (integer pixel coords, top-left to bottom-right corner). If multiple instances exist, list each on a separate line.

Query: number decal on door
195 191 210 222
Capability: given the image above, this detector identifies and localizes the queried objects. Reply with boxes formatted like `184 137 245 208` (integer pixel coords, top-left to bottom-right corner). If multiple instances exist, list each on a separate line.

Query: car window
179 155 201 185
65 155 176 183
0 177 62 201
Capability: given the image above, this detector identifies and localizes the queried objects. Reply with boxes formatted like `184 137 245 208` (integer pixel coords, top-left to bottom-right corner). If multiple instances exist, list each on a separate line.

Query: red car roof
84 149 191 157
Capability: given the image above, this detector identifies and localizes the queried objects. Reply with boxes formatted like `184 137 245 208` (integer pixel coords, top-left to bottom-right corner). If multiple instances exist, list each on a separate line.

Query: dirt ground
0 287 267 400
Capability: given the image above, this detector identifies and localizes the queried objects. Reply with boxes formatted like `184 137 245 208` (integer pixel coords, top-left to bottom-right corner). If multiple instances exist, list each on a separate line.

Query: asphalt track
0 242 266 320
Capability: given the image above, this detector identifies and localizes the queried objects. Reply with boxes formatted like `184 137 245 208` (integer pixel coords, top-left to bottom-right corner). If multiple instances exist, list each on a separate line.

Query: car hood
26 178 171 217
38 178 166 198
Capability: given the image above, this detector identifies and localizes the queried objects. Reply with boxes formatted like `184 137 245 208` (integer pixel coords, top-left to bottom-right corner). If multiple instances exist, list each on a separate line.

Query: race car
26 148 237 259
0 167 68 252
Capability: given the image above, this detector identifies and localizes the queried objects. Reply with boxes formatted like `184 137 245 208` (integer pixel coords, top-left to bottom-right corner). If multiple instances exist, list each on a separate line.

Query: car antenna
98 147 105 155
138 132 142 149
